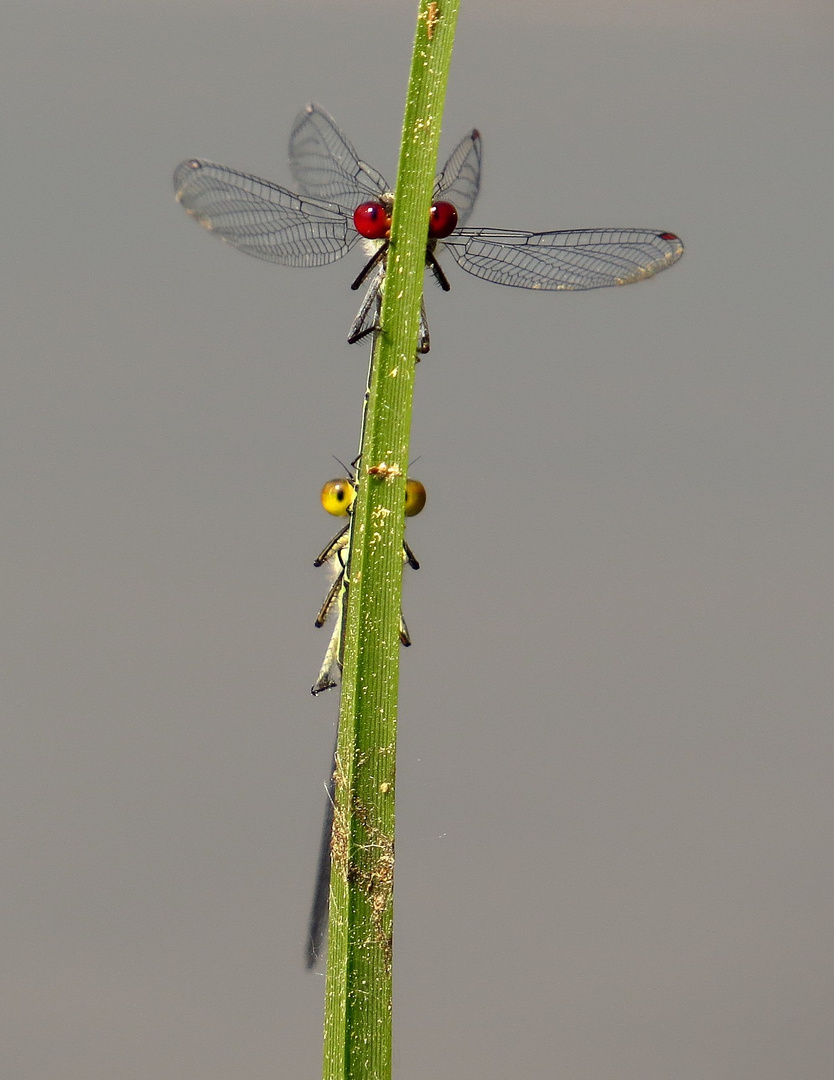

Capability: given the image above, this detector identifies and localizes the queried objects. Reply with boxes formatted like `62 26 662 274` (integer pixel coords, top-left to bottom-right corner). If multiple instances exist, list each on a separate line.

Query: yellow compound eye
320 478 356 517
404 478 427 517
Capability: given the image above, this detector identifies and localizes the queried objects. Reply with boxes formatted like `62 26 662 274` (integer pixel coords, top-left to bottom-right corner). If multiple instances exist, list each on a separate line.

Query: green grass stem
321 3 460 1078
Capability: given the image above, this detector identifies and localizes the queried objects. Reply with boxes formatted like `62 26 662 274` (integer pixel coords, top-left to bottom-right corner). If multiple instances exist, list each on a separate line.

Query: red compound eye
353 202 392 239
428 201 458 239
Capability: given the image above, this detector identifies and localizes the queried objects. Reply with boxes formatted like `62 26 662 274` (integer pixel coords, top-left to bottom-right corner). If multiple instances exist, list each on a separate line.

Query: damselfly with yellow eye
311 472 426 696
307 470 426 967
174 103 684 356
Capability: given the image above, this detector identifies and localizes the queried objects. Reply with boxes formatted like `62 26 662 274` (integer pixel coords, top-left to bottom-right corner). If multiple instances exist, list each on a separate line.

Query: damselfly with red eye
174 104 683 354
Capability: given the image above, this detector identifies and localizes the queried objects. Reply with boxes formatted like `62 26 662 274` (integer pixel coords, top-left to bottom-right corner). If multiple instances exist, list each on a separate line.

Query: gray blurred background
2 1 833 1077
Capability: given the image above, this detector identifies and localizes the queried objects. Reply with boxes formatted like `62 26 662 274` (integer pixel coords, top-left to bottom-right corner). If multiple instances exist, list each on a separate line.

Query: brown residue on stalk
355 812 395 970
329 752 350 883
333 747 397 971
367 461 403 480
424 2 440 40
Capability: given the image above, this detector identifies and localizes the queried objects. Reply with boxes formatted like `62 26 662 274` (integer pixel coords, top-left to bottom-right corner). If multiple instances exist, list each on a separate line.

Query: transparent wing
174 159 360 267
306 738 337 968
289 102 391 205
442 227 684 290
433 129 482 227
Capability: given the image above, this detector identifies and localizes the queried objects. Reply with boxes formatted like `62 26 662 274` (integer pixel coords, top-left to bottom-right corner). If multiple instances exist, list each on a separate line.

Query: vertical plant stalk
322 3 460 1079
